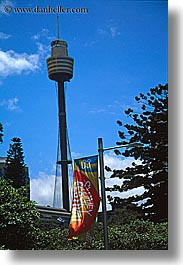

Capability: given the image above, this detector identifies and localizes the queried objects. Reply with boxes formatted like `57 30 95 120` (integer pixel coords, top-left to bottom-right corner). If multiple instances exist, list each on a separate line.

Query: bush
31 219 168 250
108 219 168 250
0 180 40 249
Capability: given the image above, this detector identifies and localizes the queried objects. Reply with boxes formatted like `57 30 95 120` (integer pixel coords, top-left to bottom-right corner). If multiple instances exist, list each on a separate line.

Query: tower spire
57 15 60 40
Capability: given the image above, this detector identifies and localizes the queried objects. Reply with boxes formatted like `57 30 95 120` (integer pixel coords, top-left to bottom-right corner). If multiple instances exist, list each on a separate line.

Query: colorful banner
68 155 100 241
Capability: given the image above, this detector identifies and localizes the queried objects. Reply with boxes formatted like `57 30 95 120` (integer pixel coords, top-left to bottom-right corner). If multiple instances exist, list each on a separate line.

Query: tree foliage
5 137 29 190
0 180 40 249
106 84 168 222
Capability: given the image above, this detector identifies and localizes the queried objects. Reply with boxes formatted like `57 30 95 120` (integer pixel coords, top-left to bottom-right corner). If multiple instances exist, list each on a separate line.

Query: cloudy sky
0 0 168 210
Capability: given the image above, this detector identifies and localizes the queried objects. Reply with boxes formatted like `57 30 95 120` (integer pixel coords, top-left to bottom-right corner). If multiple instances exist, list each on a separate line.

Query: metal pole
98 137 109 250
102 142 143 151
58 81 69 211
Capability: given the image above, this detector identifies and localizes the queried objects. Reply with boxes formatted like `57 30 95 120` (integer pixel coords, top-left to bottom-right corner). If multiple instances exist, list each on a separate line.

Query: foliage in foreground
0 180 40 249
0 180 168 250
32 220 168 250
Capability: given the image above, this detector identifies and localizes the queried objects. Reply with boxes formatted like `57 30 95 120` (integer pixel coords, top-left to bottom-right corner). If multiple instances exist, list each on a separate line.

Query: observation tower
46 18 74 211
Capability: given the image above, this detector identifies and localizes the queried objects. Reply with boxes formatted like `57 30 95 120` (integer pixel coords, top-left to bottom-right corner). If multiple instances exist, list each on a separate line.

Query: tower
46 18 74 211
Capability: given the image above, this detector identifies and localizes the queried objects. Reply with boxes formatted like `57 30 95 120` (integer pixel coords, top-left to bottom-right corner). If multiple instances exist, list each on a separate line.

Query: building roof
0 157 6 164
36 205 71 218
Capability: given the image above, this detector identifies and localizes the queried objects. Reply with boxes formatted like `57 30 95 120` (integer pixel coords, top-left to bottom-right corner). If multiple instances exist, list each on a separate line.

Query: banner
68 155 100 241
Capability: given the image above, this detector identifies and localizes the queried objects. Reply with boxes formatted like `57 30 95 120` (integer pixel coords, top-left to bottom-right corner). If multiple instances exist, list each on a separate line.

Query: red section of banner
68 162 100 240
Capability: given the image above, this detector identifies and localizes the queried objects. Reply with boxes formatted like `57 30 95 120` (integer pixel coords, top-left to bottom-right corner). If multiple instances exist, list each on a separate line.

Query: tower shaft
57 81 69 211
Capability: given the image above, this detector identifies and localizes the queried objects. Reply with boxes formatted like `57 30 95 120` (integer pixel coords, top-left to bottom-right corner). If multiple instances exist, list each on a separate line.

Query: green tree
0 180 40 249
106 84 168 222
0 123 3 143
5 137 29 190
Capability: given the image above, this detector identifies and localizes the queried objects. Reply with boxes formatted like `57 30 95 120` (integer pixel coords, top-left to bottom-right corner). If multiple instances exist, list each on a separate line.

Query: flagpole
98 137 109 250
98 138 143 249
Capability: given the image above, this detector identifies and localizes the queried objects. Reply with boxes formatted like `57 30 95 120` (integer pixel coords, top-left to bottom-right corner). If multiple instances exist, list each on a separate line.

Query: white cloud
30 171 55 206
0 50 40 77
97 23 121 39
0 28 52 79
32 28 54 42
97 28 109 37
89 108 106 114
0 31 11 39
83 40 98 48
101 152 143 210
0 96 21 112
104 152 133 187
104 151 134 172
31 28 53 59
89 99 138 117
7 97 20 111
71 151 82 159
110 26 121 38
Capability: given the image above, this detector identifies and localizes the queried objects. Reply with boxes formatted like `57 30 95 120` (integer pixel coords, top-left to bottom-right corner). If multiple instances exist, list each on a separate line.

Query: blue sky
0 0 168 207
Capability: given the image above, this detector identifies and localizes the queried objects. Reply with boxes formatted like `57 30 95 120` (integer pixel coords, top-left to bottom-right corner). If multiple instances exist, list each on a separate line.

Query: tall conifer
107 84 168 222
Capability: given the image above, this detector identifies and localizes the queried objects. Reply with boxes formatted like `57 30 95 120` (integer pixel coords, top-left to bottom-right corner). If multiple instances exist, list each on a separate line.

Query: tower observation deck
46 22 74 211
47 39 74 82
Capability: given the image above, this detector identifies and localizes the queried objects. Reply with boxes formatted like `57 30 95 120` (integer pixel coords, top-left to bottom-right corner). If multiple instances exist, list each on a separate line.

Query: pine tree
106 84 168 222
5 137 29 190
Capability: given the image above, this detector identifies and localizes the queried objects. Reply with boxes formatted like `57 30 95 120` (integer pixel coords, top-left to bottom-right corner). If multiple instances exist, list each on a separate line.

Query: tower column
57 81 69 211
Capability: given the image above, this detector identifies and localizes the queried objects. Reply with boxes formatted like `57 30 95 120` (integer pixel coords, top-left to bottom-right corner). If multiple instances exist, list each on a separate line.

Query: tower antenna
57 15 60 39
